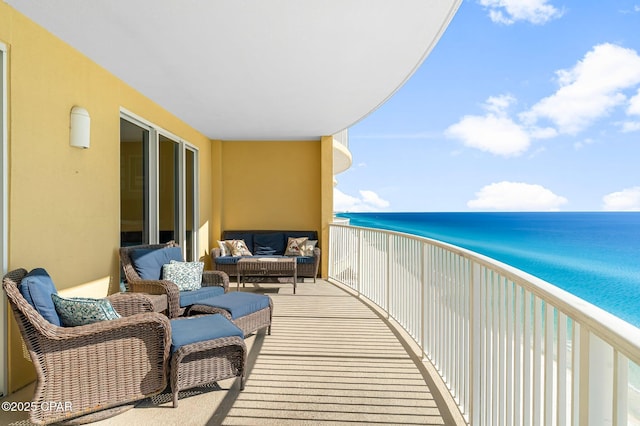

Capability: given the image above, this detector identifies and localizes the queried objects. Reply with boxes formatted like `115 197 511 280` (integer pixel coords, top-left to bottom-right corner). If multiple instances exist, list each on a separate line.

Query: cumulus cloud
448 43 640 156
468 181 568 211
445 114 530 157
602 186 640 211
625 89 640 131
629 89 640 116
521 43 640 134
445 94 555 157
478 0 563 25
334 188 390 212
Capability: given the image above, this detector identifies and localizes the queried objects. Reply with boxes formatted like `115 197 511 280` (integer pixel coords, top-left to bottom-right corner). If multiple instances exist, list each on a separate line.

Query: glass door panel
120 119 149 247
185 148 196 261
159 134 179 244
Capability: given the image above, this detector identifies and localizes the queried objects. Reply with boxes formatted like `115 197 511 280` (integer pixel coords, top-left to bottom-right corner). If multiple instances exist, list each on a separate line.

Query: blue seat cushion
130 246 183 280
170 314 243 353
215 255 248 265
215 255 315 266
179 286 225 307
19 268 61 326
195 292 270 319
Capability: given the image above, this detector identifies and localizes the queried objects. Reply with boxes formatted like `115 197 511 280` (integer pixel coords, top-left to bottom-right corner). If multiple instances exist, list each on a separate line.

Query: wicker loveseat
212 230 320 282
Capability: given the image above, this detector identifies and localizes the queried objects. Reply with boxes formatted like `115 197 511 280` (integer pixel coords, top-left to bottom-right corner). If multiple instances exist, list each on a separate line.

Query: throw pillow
162 260 204 291
217 240 231 257
227 240 252 256
285 237 308 256
301 240 318 256
52 294 121 327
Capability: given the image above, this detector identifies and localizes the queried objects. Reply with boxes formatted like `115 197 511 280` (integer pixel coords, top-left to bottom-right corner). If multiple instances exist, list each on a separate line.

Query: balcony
6 225 640 425
3 280 464 425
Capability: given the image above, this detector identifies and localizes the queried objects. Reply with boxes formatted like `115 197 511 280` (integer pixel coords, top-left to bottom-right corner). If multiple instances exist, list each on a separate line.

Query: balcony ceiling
7 0 460 141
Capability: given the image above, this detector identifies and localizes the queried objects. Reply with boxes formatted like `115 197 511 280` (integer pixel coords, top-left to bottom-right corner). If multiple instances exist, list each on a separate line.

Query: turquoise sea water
336 212 640 328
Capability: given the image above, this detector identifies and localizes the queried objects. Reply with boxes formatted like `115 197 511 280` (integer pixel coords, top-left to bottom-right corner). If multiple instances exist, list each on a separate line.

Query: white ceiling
7 0 460 140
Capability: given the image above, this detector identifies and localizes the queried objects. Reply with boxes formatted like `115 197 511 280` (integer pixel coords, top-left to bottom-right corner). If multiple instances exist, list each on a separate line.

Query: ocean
336 212 640 329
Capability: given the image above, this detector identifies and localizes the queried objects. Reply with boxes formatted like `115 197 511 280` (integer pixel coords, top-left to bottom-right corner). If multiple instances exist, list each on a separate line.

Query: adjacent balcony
333 129 352 186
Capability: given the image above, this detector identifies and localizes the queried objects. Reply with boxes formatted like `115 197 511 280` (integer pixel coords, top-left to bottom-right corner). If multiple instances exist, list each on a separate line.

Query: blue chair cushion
130 246 183 280
19 268 61 326
179 286 225 307
195 292 270 319
170 314 243 353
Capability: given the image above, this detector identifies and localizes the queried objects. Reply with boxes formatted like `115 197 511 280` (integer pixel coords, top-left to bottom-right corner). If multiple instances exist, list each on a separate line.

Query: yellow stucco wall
219 141 321 233
0 3 213 391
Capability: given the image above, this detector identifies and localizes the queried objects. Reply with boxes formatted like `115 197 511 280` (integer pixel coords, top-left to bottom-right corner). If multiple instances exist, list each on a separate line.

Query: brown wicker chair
119 242 229 318
2 268 171 425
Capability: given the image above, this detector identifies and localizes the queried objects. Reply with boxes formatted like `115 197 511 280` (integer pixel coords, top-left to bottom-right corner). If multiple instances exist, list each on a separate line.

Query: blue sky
334 0 640 212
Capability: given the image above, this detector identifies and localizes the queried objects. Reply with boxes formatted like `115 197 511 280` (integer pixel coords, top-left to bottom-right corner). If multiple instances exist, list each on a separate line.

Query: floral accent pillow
285 237 308 256
227 240 252 257
301 240 318 256
162 260 204 291
52 294 121 327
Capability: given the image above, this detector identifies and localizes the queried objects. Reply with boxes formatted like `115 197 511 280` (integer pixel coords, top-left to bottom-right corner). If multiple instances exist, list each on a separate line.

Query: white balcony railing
328 224 640 426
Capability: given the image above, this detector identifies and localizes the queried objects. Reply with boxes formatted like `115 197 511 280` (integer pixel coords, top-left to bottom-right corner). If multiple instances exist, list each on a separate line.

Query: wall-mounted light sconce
70 106 90 149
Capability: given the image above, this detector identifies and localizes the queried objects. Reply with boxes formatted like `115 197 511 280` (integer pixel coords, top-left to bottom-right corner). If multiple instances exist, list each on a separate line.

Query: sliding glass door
120 114 198 261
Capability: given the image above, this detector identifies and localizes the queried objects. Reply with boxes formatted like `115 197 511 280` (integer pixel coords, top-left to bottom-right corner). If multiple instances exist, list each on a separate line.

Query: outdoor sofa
212 230 321 282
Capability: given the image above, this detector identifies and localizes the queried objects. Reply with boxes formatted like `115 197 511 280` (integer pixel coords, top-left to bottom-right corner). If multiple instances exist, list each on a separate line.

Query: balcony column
320 135 334 279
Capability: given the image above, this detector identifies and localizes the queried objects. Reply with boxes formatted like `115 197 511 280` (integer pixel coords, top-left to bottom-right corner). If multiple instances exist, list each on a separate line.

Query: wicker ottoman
186 292 273 337
170 315 246 407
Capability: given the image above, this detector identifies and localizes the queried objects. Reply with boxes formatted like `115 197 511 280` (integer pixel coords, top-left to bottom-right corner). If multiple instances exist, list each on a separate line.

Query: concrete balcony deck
2 280 463 425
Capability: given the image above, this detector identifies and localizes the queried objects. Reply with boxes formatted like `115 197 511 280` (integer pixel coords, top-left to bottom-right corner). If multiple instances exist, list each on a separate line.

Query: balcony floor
3 280 462 425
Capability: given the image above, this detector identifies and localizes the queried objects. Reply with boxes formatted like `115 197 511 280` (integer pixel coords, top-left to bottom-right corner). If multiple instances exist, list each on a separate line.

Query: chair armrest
39 311 170 341
201 270 229 292
127 279 181 318
108 292 156 316
211 248 222 259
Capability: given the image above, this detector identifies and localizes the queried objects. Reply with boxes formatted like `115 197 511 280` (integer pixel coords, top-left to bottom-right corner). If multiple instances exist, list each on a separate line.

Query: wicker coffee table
237 257 297 294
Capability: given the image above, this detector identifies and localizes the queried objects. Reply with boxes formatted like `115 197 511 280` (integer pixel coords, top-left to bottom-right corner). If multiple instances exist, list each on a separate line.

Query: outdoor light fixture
69 106 90 149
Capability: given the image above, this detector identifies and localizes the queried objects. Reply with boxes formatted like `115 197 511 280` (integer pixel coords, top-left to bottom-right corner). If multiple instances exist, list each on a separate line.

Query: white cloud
602 186 640 211
468 181 568 211
445 94 553 157
621 121 640 132
628 89 640 116
445 114 530 157
447 44 640 156
521 43 640 134
478 0 563 25
359 190 390 209
334 188 390 212
573 138 595 150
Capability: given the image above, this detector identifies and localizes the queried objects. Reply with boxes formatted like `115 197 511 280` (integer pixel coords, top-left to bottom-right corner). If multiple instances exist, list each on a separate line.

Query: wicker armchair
2 268 171 425
119 242 229 318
